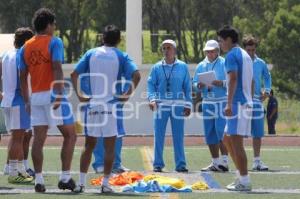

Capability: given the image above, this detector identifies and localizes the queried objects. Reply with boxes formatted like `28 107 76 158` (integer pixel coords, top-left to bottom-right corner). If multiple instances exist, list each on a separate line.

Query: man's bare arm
70 71 90 102
119 71 141 102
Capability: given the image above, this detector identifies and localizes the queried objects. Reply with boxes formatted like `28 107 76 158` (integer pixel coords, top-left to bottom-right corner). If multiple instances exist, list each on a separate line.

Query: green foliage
264 4 300 98
0 0 42 32
233 0 300 99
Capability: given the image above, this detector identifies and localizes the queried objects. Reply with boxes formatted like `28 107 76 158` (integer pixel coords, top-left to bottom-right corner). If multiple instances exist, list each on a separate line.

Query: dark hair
242 35 258 47
32 8 55 33
217 25 239 43
270 89 274 95
103 25 121 46
14 27 34 48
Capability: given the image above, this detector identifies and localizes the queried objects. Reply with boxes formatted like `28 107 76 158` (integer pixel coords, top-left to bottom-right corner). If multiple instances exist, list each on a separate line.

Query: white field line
139 146 152 171
207 188 300 194
145 146 154 163
186 147 300 152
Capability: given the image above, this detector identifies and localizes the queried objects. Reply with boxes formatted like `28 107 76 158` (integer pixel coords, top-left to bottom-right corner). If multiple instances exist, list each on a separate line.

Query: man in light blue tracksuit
242 35 271 171
193 40 229 172
147 39 192 173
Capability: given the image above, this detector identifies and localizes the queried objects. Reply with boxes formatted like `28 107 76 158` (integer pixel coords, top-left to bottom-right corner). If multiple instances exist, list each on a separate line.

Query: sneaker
112 165 130 174
26 168 35 177
153 167 162 172
201 163 222 172
218 164 229 172
226 180 252 191
73 185 85 193
94 166 104 174
252 161 269 171
101 184 114 193
8 173 33 184
35 183 46 193
19 172 34 182
227 178 239 187
176 167 189 173
58 178 76 191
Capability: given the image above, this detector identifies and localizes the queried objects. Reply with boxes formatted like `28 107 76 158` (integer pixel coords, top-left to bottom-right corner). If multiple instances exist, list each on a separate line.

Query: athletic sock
102 175 111 186
4 163 9 173
23 160 30 170
18 160 26 174
60 170 71 183
239 175 250 185
79 172 87 186
35 173 44 185
212 158 220 165
254 156 260 163
9 160 18 176
221 155 229 165
236 170 240 178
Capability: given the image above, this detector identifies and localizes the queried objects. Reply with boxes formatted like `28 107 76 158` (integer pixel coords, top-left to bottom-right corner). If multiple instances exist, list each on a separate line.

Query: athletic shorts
84 103 118 138
31 99 74 127
202 101 226 144
2 105 30 131
225 103 252 137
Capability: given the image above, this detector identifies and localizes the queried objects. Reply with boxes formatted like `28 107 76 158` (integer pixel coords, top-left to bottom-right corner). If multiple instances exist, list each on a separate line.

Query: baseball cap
203 40 219 51
162 39 176 48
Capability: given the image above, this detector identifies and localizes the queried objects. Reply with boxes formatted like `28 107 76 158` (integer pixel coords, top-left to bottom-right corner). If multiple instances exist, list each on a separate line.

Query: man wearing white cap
193 40 229 172
147 39 192 172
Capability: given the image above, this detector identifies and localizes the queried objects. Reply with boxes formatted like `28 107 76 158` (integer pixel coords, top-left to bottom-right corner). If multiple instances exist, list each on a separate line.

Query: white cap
162 39 176 48
203 40 219 51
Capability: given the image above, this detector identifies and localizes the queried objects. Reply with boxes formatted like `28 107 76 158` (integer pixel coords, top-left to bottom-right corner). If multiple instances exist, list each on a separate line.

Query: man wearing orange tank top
18 8 77 193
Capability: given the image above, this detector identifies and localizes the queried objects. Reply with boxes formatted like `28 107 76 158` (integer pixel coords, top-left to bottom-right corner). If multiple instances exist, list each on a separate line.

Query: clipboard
198 71 216 87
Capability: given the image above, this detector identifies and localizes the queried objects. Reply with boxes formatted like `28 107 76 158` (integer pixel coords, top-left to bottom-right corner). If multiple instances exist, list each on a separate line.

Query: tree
264 3 300 98
0 0 42 32
233 0 300 98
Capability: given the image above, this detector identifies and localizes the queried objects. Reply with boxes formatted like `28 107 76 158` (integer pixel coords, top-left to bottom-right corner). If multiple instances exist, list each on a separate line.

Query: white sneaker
201 163 228 172
201 163 222 172
119 165 130 172
226 180 252 191
101 184 114 193
94 166 104 174
112 165 130 174
73 184 85 193
252 160 268 171
227 178 239 187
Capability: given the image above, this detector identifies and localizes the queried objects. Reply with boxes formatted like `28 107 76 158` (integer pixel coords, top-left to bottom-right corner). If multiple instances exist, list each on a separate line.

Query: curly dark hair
32 8 55 33
217 25 239 43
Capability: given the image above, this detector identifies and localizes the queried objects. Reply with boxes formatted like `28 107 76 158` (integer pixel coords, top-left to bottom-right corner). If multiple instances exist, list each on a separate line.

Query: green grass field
0 146 300 199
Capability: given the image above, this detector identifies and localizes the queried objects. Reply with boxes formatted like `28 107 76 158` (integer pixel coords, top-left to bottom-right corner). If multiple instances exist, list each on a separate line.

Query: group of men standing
0 7 276 194
0 8 140 193
147 26 273 191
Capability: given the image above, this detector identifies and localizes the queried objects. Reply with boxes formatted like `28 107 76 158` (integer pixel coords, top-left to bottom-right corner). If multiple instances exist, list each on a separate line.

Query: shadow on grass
244 191 272 194
0 186 14 190
40 192 147 197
